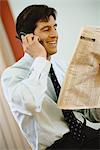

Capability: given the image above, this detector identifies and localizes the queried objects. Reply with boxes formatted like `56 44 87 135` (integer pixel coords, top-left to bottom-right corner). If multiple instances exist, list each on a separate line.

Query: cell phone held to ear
19 32 26 37
16 32 43 45
16 32 26 41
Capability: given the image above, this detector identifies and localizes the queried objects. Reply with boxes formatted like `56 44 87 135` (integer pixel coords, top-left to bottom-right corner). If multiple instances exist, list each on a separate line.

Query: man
1 5 100 150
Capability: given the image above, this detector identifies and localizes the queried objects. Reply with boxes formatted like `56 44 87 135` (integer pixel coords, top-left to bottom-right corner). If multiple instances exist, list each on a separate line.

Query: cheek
39 35 48 45
35 32 49 46
39 34 48 41
41 41 47 47
41 41 50 51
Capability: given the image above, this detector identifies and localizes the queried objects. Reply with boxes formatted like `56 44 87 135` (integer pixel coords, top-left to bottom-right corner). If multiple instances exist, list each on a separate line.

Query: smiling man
1 4 100 150
21 15 58 59
34 15 58 56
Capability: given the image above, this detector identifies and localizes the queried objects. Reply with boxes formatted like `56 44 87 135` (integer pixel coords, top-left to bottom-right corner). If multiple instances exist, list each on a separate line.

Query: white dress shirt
1 53 100 150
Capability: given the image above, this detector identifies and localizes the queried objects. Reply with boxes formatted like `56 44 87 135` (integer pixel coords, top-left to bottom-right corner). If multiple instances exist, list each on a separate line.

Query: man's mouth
47 41 57 47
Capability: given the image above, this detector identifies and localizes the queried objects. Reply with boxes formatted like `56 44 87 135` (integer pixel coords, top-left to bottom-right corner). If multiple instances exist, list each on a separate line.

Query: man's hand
21 33 47 59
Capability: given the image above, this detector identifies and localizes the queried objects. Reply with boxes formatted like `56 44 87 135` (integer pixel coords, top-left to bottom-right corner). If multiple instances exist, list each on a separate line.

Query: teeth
48 41 56 44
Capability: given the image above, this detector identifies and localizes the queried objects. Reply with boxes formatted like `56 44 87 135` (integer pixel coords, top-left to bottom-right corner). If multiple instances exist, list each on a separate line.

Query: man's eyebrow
54 23 57 27
40 23 57 30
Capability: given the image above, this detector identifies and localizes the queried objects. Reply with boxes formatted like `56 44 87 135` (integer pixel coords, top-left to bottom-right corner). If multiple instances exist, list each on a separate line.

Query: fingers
21 33 34 51
21 33 33 44
21 33 41 53
34 35 40 42
21 33 40 44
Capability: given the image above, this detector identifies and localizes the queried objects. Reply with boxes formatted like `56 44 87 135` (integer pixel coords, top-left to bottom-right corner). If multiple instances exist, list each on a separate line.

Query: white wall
9 0 100 65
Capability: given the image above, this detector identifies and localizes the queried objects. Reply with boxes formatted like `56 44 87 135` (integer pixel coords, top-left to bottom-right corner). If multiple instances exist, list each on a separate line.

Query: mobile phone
19 32 43 45
16 32 26 41
19 32 26 37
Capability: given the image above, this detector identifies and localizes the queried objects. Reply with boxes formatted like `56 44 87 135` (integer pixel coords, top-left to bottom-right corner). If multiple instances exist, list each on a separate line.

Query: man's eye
44 29 49 32
54 26 57 30
43 28 49 32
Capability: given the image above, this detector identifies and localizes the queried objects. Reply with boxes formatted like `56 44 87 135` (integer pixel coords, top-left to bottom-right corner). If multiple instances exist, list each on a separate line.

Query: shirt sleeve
1 53 51 113
1 53 51 149
83 108 100 122
76 108 100 122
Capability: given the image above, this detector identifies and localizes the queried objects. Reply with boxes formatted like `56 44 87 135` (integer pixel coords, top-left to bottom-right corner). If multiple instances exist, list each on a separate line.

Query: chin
50 51 57 56
46 46 57 55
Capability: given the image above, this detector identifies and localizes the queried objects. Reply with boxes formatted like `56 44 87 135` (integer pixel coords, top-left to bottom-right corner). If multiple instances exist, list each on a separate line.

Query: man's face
34 15 58 56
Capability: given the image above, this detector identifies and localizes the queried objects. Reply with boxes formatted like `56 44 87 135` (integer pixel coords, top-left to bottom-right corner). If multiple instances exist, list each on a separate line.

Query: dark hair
16 5 57 40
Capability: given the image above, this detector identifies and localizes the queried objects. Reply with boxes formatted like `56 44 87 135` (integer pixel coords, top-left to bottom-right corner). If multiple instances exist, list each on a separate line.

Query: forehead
36 15 56 29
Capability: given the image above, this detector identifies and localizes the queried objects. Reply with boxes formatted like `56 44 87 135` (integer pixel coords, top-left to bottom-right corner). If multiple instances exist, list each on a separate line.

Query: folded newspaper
57 26 100 109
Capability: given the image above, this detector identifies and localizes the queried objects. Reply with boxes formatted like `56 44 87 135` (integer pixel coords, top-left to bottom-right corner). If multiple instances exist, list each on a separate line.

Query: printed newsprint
58 26 100 109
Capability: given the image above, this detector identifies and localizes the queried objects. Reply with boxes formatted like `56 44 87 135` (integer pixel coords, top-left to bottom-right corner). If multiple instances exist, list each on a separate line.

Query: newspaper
57 26 100 109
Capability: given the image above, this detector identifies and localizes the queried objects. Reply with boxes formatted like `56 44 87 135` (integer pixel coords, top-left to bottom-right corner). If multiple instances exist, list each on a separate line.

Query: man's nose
49 28 58 37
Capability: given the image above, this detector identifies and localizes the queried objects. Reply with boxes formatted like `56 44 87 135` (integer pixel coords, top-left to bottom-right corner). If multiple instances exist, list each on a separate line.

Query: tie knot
49 64 54 75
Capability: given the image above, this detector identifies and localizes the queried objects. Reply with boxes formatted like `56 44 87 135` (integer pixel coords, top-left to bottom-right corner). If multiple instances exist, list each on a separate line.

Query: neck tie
49 64 86 143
